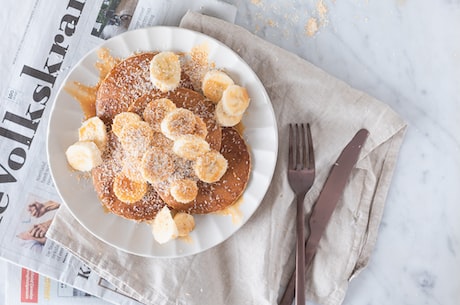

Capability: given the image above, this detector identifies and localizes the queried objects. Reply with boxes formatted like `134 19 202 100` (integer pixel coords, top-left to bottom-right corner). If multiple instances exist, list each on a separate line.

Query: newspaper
0 0 236 304
6 263 111 305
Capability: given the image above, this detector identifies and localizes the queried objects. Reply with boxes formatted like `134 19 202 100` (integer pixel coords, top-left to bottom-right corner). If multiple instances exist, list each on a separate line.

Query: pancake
91 132 166 221
96 52 193 124
154 127 251 214
91 51 251 222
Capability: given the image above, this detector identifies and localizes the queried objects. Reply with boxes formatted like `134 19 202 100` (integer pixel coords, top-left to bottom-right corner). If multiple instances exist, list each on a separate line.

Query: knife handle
279 271 296 305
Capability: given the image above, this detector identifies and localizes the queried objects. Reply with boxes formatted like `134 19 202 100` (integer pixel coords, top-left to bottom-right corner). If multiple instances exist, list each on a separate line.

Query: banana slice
143 98 177 132
151 131 174 149
150 51 181 92
151 206 179 244
169 179 199 203
119 120 154 157
113 172 148 203
221 84 250 116
202 70 234 103
112 112 141 138
194 150 228 183
215 100 243 127
78 116 107 151
173 135 210 160
121 155 145 182
193 116 208 139
161 108 197 140
141 147 175 184
173 212 195 237
65 141 103 172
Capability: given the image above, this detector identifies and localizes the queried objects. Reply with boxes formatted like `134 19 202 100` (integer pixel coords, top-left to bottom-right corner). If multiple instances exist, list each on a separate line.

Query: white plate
47 26 278 258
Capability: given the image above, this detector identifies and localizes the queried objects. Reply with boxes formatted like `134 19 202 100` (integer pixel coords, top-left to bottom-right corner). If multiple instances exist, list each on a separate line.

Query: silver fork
287 123 315 305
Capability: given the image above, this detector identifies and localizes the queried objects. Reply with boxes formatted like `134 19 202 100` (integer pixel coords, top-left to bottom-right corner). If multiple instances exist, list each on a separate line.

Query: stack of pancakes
91 52 251 222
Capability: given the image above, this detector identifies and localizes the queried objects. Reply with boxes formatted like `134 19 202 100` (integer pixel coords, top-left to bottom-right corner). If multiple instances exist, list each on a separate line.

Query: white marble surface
224 0 460 304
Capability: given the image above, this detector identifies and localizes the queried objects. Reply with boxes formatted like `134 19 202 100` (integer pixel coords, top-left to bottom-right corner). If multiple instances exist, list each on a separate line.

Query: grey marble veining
225 0 460 304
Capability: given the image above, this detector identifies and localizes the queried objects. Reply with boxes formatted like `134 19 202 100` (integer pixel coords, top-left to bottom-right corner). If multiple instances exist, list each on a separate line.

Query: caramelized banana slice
173 135 210 160
121 155 145 182
173 212 195 237
193 116 208 139
161 108 197 140
119 120 154 157
221 85 250 116
143 98 177 131
78 116 107 151
113 172 148 203
194 150 228 183
149 51 181 92
151 206 179 244
65 141 102 172
112 112 142 138
141 147 175 184
215 100 243 127
201 70 234 103
151 131 174 149
169 179 199 203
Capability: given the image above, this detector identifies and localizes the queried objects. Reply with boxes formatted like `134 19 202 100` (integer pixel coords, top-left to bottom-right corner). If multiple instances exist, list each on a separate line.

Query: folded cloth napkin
47 11 407 305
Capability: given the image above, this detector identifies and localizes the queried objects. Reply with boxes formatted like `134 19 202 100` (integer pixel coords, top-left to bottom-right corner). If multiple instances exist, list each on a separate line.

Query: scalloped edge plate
47 26 278 258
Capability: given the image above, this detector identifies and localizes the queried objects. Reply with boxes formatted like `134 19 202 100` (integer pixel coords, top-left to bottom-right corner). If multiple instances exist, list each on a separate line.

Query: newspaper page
0 0 236 304
6 263 111 305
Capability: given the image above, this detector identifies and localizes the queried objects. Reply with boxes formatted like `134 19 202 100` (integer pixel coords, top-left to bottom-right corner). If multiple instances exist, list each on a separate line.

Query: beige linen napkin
47 11 407 305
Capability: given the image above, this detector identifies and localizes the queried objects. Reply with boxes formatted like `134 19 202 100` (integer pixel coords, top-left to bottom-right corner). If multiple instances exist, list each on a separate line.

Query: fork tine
288 124 294 169
300 124 307 169
306 123 315 170
295 124 301 169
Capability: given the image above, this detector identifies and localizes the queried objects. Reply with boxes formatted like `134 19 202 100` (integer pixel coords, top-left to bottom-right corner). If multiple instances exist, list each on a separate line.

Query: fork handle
279 193 310 305
295 193 306 305
279 238 317 305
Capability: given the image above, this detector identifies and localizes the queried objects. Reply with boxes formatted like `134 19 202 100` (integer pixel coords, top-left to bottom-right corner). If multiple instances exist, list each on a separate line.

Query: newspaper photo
0 0 236 304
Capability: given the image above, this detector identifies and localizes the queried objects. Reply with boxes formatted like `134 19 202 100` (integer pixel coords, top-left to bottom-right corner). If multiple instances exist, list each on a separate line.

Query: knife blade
279 128 369 305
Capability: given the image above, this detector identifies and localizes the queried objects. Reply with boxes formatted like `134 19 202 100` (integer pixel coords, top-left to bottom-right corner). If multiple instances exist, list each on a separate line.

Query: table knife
279 128 369 305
